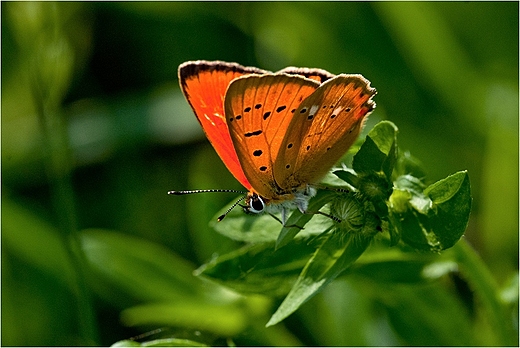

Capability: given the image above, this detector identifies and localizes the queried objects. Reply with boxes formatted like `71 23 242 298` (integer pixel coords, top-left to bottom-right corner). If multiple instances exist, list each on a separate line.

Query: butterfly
170 60 376 224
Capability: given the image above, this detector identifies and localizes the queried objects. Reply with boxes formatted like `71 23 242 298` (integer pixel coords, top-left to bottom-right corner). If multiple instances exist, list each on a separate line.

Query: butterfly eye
247 194 265 214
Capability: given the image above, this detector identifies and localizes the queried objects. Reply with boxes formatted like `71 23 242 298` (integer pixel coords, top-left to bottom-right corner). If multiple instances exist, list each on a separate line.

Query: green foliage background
2 2 518 346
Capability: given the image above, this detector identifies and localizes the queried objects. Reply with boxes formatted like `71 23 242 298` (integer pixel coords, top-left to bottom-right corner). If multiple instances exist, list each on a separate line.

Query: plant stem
35 96 99 345
452 239 516 346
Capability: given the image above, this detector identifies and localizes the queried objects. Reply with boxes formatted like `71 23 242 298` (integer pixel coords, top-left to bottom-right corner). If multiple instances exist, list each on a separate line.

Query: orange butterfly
170 60 376 223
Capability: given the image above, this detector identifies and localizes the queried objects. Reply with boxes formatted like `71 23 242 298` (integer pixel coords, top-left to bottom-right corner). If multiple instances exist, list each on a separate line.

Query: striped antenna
168 189 247 195
168 189 248 221
217 195 248 221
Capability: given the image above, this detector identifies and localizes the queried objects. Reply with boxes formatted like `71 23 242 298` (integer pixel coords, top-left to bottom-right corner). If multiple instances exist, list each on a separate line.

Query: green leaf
333 169 359 188
212 192 335 244
394 174 427 193
390 171 471 251
382 138 398 180
276 189 337 249
2 198 75 288
112 340 142 347
196 240 316 297
319 170 356 188
396 209 439 251
393 175 430 215
353 136 385 174
348 250 457 283
387 212 402 246
352 120 398 178
452 240 518 346
141 339 208 347
377 284 476 346
425 170 469 203
80 229 202 304
394 151 427 179
266 232 372 326
425 171 472 249
120 302 247 337
211 206 282 243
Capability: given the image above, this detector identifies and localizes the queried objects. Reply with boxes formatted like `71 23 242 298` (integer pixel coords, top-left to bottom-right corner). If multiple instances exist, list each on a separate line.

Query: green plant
197 120 472 325
3 3 517 347
110 120 516 346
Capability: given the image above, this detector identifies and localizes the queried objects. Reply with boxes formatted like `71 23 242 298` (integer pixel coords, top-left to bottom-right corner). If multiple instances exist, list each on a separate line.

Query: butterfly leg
268 213 284 225
299 207 342 223
281 206 288 226
314 210 342 223
268 211 306 230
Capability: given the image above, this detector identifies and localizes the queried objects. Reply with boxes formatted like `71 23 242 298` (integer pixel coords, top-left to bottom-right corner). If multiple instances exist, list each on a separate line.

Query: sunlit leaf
352 120 398 178
120 302 247 337
332 168 359 188
348 250 457 283
196 240 316 297
425 171 472 249
266 232 372 326
112 338 207 347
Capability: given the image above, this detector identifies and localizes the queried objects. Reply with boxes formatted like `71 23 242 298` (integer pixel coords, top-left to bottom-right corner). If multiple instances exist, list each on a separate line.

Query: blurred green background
2 2 518 346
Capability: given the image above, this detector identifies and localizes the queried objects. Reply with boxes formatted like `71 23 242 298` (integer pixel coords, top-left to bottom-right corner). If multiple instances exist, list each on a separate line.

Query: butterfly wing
224 74 320 200
274 74 376 190
178 60 268 190
277 66 336 83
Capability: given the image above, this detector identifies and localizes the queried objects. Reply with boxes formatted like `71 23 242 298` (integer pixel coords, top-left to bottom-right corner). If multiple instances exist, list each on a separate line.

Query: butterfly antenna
168 189 246 195
217 195 247 221
167 189 248 222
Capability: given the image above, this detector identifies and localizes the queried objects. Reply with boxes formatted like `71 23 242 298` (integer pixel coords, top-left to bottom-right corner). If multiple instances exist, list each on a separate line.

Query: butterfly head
244 192 267 214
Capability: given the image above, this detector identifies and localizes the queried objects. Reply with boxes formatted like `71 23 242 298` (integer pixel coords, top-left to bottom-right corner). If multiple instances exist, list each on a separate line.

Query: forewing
277 66 336 83
275 74 376 190
225 74 320 199
178 60 268 190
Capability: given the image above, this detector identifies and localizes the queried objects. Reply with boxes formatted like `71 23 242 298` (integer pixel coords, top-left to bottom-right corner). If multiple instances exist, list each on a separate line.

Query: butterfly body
176 60 376 222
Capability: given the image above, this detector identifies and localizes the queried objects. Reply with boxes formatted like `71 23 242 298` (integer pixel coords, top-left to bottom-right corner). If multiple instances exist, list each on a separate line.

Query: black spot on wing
276 105 287 113
245 130 263 137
